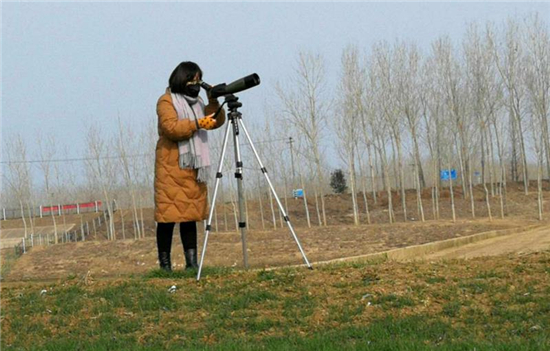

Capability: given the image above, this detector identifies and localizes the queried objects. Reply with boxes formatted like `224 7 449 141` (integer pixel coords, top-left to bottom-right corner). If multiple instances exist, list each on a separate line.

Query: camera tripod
197 94 312 281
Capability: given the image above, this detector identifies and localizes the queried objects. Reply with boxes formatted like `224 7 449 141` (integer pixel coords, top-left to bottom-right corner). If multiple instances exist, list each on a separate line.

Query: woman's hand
197 113 218 130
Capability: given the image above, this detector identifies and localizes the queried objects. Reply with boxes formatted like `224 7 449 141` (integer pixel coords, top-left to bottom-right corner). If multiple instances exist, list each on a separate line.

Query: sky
2 2 549 173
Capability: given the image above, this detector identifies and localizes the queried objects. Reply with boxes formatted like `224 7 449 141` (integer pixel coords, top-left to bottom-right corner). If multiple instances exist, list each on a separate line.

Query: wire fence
11 205 113 258
1 201 103 221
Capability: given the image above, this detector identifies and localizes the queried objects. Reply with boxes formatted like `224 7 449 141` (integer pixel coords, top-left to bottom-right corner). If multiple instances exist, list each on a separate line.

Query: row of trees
3 118 157 241
2 14 549 241
276 14 549 225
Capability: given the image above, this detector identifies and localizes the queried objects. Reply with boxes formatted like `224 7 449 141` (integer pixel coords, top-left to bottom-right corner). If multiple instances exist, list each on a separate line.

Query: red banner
42 201 102 213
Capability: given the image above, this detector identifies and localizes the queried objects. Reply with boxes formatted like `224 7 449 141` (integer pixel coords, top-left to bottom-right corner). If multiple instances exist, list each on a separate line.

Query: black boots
158 249 198 271
157 222 198 272
184 248 199 270
158 252 172 272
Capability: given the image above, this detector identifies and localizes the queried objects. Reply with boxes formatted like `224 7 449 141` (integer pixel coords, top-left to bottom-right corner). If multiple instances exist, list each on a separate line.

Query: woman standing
154 61 225 271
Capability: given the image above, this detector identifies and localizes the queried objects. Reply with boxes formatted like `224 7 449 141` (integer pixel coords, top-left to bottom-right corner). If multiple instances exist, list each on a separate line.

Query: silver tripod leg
237 118 312 269
197 120 233 281
231 116 249 269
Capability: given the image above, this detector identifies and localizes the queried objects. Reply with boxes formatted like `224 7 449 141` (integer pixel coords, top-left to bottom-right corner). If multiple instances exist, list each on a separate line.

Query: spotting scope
200 73 260 99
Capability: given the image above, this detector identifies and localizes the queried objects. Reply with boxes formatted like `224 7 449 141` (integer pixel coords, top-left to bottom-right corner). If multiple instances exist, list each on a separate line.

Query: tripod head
225 94 242 111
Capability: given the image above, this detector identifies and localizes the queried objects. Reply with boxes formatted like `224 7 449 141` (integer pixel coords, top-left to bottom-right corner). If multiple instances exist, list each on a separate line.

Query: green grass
2 251 549 350
144 266 235 279
1 249 19 279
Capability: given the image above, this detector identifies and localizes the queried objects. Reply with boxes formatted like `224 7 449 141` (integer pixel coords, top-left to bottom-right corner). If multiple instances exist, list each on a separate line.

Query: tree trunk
456 138 468 199
139 194 145 238
245 188 251 231
433 155 441 220
313 186 322 227
379 139 395 224
448 157 457 223
348 151 359 225
25 202 35 236
541 115 550 180
537 156 543 220
120 207 126 240
357 152 371 224
221 185 228 232
411 126 426 189
367 143 378 204
299 171 311 228
258 188 266 230
229 190 239 234
517 111 529 194
481 129 492 221
313 149 328 227
488 129 496 197
268 189 277 229
20 201 28 239
395 137 407 221
413 159 425 222
492 122 506 218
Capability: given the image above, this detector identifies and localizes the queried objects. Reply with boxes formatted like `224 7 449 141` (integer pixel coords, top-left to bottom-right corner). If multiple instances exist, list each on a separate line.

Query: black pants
156 221 197 254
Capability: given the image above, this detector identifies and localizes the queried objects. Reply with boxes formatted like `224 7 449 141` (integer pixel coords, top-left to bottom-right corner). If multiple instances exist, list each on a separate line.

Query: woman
154 61 226 271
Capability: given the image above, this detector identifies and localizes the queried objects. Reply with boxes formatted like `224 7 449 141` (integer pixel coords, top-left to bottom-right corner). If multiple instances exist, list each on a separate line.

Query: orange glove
197 113 217 130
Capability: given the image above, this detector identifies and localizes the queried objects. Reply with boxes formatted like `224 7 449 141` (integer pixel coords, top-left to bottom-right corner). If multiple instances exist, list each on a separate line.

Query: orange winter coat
154 90 226 223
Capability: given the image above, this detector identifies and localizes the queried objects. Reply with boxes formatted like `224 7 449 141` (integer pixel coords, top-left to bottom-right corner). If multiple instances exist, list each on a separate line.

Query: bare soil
426 224 550 259
4 217 530 281
3 181 550 281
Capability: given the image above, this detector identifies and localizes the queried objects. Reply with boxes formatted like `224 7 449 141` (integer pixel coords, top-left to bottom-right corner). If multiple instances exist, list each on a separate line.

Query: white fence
11 206 113 258
1 201 103 221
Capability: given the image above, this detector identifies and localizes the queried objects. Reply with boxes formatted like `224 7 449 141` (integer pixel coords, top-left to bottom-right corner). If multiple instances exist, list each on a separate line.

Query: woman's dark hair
169 61 203 94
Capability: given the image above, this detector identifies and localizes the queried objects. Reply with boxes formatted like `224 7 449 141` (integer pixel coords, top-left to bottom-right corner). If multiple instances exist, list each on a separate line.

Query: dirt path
426 225 550 260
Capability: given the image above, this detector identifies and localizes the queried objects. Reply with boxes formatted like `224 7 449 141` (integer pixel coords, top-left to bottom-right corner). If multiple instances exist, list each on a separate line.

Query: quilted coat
154 90 226 223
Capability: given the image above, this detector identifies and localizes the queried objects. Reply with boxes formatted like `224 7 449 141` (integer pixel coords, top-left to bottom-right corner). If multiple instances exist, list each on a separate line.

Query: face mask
185 83 201 97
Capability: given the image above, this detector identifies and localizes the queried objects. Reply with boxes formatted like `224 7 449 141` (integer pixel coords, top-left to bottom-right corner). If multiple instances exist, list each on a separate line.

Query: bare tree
530 116 544 220
524 14 550 181
490 18 530 193
394 42 425 221
372 42 409 221
336 45 365 225
464 23 502 219
85 125 117 240
4 135 32 237
355 144 371 224
53 147 75 239
433 36 477 218
277 51 329 226
421 54 444 220
363 52 396 223
116 117 142 239
37 133 60 242
136 118 157 237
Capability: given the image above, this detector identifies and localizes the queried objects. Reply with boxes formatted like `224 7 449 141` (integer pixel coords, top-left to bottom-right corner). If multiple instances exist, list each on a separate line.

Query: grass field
2 251 549 350
0 249 18 280
2 184 550 350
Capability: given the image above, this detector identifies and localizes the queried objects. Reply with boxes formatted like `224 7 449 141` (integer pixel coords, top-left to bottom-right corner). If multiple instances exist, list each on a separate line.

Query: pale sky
2 2 549 169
